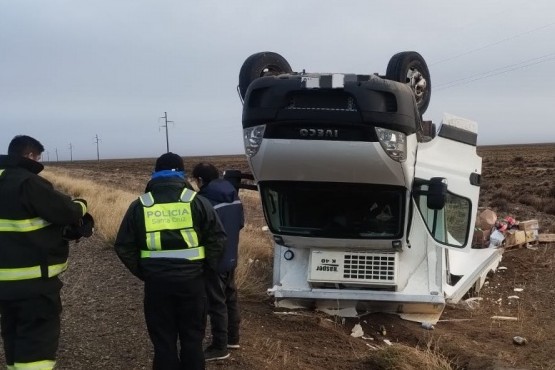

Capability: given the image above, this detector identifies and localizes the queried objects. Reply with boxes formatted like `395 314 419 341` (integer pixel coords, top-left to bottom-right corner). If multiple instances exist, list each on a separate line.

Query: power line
435 51 555 90
430 21 555 66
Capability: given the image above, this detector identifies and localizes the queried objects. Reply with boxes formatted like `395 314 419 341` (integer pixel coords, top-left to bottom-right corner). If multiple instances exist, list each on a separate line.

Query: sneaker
227 338 240 349
204 346 230 361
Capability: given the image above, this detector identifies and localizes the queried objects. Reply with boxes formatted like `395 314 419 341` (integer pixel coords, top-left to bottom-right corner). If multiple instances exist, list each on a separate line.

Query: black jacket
0 155 87 299
198 179 244 272
114 176 226 282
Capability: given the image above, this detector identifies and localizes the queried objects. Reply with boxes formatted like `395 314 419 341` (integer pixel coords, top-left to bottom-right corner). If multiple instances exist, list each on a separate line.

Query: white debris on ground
514 287 524 292
462 296 483 310
350 323 364 338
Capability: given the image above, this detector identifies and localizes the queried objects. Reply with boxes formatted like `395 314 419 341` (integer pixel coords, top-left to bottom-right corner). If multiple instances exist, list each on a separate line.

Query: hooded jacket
114 176 227 282
198 179 244 272
0 155 87 299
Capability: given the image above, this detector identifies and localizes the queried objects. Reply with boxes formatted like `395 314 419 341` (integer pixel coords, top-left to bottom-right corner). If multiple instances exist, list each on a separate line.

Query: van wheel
238 52 292 100
385 51 431 115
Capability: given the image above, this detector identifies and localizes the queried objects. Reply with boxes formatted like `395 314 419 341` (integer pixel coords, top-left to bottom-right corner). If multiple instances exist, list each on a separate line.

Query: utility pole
55 148 59 162
94 134 101 161
69 143 73 162
160 112 174 153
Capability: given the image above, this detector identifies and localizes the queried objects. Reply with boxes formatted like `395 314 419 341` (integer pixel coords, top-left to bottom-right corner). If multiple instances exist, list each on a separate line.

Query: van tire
239 52 292 99
386 51 431 115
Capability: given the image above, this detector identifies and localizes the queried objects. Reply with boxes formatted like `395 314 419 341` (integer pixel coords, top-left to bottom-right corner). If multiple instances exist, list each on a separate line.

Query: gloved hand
62 213 95 241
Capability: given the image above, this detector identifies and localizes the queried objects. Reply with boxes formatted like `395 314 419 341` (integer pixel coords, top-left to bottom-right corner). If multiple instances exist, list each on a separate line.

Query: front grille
343 252 396 282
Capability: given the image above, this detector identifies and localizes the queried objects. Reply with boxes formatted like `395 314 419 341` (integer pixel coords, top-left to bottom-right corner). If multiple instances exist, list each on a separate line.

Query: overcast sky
1 0 554 160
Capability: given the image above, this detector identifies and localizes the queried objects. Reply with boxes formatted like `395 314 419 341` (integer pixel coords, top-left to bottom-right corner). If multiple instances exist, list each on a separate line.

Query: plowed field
2 144 554 369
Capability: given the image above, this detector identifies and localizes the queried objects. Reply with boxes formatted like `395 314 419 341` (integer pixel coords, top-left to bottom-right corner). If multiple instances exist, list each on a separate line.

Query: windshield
260 181 405 239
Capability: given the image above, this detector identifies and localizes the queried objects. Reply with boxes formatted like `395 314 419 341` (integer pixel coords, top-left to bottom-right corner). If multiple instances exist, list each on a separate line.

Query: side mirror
223 170 242 191
223 170 258 191
427 177 447 210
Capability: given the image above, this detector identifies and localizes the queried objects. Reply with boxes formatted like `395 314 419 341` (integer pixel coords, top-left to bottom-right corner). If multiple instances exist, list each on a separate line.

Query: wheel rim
259 65 283 77
406 67 428 105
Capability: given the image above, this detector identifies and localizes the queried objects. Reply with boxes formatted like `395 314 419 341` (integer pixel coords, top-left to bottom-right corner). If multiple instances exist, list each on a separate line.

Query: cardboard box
505 230 526 246
525 230 538 243
472 228 491 248
518 219 539 232
478 209 497 231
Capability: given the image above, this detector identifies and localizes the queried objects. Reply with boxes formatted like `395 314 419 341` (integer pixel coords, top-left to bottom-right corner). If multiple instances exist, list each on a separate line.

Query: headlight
243 124 266 157
375 127 406 162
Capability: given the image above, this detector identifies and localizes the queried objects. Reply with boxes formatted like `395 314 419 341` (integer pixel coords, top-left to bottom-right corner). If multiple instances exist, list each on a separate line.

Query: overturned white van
229 52 502 323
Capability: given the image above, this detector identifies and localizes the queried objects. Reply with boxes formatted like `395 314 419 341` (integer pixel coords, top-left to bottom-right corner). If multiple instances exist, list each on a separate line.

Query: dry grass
42 167 273 295
362 342 454 370
43 168 135 244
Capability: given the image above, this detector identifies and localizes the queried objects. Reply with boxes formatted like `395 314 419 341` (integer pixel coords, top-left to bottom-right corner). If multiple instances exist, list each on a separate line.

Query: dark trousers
144 276 207 370
205 269 240 349
0 292 62 369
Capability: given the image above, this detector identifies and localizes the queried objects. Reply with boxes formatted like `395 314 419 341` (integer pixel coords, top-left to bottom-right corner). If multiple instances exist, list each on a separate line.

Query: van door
412 114 481 251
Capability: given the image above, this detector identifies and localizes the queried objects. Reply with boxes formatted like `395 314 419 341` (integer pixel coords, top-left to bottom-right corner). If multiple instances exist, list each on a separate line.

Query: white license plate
309 250 344 282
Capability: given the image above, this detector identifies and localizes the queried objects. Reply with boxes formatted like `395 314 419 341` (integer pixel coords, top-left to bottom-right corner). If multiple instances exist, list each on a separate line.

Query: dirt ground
2 145 554 369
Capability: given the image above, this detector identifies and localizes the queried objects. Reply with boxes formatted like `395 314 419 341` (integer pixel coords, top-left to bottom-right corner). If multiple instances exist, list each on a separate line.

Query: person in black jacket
0 135 89 370
115 153 226 370
192 163 245 361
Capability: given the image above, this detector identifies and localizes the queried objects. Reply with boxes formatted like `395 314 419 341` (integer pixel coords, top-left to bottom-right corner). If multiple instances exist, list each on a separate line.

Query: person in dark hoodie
192 163 244 362
0 135 89 370
115 153 226 370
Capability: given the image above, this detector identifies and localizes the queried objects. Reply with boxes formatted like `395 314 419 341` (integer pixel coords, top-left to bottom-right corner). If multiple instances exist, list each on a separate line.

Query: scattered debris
497 266 508 271
472 210 544 249
421 322 434 330
491 316 518 321
383 339 392 346
538 234 555 243
379 325 387 336
489 229 505 248
351 324 364 338
513 336 528 345
508 295 520 299
514 288 524 292
462 296 483 309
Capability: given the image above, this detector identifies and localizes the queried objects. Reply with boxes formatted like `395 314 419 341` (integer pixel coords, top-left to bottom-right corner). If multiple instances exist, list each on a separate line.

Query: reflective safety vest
0 168 68 281
139 188 205 261
9 359 55 370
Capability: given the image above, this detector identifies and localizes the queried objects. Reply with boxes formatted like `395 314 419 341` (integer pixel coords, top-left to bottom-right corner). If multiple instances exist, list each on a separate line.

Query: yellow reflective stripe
0 262 67 281
146 232 162 250
139 192 155 207
0 217 51 232
140 247 205 260
13 359 55 369
180 228 199 247
73 200 87 216
180 188 197 202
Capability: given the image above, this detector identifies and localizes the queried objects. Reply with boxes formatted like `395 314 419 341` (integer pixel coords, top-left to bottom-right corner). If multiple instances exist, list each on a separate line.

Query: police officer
192 163 244 361
0 135 89 370
114 152 226 370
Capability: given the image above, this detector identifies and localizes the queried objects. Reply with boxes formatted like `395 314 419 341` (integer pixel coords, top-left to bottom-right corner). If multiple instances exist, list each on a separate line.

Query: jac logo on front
299 128 339 139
